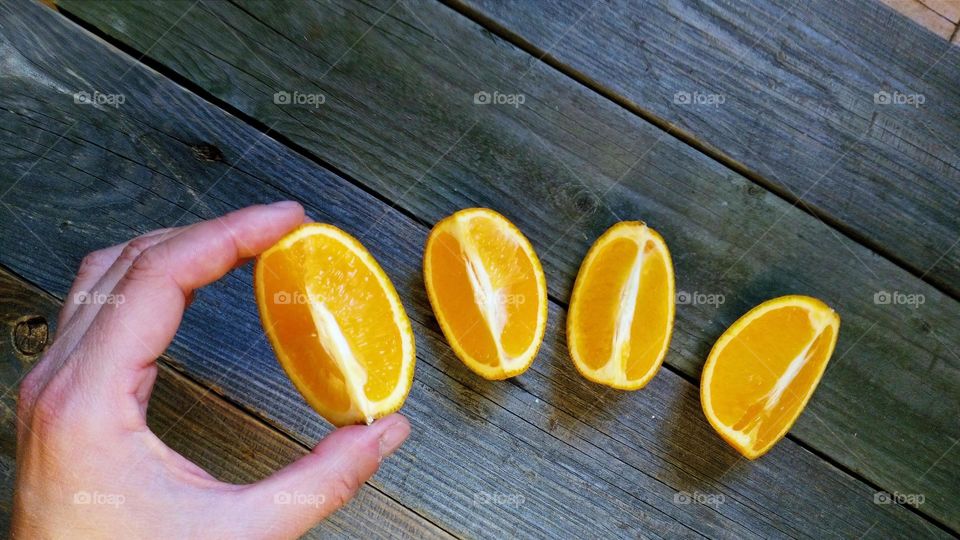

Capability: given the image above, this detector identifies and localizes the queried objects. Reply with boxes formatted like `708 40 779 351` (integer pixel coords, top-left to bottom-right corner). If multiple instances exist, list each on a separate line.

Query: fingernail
376 415 410 461
266 200 301 211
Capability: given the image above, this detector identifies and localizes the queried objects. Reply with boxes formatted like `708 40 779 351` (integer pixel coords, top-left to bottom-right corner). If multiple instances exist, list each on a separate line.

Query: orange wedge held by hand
701 295 840 458
423 208 547 379
255 224 415 427
567 222 676 390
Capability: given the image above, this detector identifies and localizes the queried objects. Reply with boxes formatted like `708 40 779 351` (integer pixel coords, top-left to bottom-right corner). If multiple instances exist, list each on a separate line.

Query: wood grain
450 0 960 297
0 1 952 537
0 269 451 539
46 0 960 531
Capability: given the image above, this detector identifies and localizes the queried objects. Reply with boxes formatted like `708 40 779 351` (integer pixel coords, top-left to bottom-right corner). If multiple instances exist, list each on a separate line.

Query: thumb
233 414 410 539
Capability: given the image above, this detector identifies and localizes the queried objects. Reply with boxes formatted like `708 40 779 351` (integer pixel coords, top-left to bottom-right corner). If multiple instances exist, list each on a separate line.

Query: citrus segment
701 295 840 458
255 223 415 426
423 208 547 379
567 222 675 390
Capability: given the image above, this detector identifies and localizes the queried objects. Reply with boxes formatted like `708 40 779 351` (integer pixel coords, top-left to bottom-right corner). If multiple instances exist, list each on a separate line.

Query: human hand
12 202 411 539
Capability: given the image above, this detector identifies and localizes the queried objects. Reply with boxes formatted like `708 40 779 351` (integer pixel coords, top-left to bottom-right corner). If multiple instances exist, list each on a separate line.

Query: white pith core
306 287 373 424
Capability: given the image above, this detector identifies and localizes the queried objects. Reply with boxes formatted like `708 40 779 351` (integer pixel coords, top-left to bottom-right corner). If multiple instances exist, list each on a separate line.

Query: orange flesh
571 237 638 371
626 242 671 380
707 302 838 452
568 223 674 388
259 233 403 406
424 209 546 378
466 215 540 358
428 231 500 367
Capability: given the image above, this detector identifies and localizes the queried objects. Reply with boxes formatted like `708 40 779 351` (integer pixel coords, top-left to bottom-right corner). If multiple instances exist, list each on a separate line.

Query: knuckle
328 472 361 509
77 250 112 279
27 364 89 437
29 386 65 433
17 357 57 411
19 365 41 392
118 236 159 265
127 244 168 281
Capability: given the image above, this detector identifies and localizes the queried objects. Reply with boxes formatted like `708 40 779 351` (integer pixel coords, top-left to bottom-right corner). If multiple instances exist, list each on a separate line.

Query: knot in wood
191 143 225 162
13 316 48 356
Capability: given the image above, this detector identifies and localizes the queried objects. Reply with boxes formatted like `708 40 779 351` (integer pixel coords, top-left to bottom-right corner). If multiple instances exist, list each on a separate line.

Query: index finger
74 201 305 389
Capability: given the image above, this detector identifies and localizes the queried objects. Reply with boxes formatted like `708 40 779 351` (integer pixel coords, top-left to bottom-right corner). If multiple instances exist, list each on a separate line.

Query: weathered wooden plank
50 0 960 531
0 269 451 539
450 0 960 297
0 1 953 537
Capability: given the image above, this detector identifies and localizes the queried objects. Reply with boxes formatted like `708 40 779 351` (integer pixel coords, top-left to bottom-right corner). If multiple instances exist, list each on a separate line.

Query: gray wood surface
452 0 960 298
47 0 960 532
0 268 451 539
0 0 954 537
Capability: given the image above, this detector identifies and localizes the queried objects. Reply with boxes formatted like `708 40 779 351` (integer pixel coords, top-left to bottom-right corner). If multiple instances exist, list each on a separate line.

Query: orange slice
255 224 415 426
701 295 840 458
567 222 675 390
423 208 547 379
